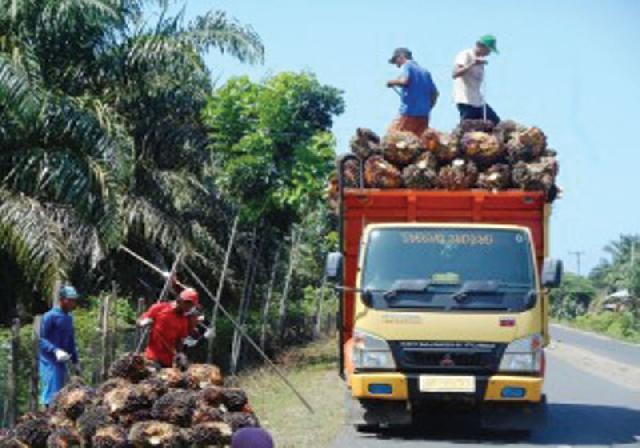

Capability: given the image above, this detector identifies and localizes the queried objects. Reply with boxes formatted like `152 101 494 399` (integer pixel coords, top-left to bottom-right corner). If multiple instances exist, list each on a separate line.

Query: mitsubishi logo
440 353 455 367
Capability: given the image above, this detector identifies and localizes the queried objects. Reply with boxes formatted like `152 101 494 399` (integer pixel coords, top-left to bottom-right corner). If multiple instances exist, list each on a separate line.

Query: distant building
602 289 633 312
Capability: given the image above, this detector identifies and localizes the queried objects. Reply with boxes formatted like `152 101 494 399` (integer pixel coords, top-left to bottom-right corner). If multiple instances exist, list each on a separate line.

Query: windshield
361 228 536 311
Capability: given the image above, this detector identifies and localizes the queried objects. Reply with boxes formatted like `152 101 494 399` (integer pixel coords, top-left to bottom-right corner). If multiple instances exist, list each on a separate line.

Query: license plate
419 375 476 393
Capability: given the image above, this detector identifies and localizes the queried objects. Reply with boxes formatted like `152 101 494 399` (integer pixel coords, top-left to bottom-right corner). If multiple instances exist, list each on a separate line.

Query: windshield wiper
450 280 501 303
383 279 432 300
448 305 511 311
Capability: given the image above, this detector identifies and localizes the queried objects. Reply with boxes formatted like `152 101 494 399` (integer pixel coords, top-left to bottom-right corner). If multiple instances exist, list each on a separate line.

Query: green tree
549 273 597 319
0 0 264 314
203 72 344 224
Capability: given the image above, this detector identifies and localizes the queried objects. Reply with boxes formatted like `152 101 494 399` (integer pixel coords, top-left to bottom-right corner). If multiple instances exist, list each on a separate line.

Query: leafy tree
203 72 344 225
589 234 640 291
549 273 597 319
0 0 264 315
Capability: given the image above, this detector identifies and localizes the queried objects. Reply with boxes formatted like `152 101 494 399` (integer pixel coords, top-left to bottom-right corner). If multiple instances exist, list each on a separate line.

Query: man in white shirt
452 34 500 124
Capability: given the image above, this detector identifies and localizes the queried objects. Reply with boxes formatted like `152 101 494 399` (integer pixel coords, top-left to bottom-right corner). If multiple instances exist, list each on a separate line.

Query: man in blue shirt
387 47 439 136
39 285 81 407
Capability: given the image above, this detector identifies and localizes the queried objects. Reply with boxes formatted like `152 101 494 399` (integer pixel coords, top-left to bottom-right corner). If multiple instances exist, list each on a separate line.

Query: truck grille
389 341 506 374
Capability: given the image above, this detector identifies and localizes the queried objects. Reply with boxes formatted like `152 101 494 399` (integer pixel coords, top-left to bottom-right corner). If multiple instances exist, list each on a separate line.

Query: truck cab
327 178 562 432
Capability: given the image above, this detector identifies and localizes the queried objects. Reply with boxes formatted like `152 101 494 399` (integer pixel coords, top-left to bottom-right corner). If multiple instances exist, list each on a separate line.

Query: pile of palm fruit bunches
0 354 259 448
328 119 560 209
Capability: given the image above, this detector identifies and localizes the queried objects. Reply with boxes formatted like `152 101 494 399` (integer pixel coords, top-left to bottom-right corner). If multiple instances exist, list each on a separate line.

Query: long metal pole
134 252 183 354
119 245 314 414
182 262 315 414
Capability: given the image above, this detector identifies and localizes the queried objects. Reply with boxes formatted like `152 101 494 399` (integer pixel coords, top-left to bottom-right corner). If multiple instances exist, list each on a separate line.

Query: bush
574 311 640 342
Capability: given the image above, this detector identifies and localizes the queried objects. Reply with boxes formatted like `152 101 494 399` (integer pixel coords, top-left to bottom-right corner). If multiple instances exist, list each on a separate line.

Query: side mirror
541 258 563 288
325 252 343 283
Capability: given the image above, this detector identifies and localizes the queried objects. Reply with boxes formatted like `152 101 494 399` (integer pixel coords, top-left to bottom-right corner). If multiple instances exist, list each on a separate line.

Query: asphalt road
333 328 640 447
550 324 640 367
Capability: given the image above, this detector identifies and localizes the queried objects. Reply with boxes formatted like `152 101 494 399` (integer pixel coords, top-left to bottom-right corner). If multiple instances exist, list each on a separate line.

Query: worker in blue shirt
386 47 439 136
39 285 81 407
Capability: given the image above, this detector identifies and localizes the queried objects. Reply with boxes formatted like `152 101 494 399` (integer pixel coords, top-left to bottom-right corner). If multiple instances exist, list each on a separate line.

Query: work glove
55 349 71 363
203 328 214 340
183 336 198 348
138 317 153 327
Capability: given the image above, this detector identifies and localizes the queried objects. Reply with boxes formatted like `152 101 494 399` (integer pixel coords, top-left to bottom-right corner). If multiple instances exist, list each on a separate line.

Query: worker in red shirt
137 287 200 368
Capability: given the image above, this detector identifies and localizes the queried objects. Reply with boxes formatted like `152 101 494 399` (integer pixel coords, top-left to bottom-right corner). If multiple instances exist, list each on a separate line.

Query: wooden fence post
208 213 239 363
100 295 111 381
135 297 145 349
260 248 281 350
3 318 20 427
277 228 299 343
313 275 326 339
110 282 118 363
30 315 42 412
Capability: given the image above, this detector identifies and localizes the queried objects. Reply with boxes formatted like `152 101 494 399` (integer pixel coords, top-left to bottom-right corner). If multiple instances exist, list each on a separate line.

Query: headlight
353 329 396 370
499 333 543 373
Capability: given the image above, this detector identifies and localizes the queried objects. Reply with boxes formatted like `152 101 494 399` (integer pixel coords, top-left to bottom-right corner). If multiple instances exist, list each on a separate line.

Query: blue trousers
40 359 67 406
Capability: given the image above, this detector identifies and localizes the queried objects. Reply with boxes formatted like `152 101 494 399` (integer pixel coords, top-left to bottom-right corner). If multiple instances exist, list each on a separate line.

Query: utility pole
569 250 585 276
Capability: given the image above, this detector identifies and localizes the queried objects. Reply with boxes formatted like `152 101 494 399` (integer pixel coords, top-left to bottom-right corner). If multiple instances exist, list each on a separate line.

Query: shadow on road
365 403 640 445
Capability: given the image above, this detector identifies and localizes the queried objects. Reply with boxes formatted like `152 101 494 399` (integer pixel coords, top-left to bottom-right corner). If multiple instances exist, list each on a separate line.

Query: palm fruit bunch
92 425 128 448
45 428 82 448
102 382 151 418
76 406 113 441
333 118 561 205
51 381 96 420
512 158 560 201
476 163 512 190
382 131 422 166
185 364 224 390
364 155 402 188
157 367 185 388
341 157 361 188
6 415 52 447
151 391 198 427
128 421 187 447
3 353 261 448
350 127 381 159
107 353 151 382
402 152 438 188
187 422 233 447
437 159 479 190
420 129 460 162
461 131 504 166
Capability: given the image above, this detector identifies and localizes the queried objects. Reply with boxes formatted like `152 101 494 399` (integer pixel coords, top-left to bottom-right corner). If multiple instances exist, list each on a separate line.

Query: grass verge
553 312 640 344
237 337 345 448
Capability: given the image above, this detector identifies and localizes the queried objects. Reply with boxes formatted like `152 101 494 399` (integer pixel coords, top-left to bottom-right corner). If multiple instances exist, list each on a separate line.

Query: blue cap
59 285 79 300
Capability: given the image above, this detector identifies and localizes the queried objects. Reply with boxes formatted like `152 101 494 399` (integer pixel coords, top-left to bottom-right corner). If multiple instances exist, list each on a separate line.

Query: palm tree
0 0 264 314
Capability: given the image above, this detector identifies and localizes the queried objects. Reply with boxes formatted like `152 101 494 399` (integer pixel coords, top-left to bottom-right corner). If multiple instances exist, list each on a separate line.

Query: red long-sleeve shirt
142 302 190 367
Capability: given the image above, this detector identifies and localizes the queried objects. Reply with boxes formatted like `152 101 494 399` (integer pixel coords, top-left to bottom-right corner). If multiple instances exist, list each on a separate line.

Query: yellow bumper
349 373 543 402
350 373 409 400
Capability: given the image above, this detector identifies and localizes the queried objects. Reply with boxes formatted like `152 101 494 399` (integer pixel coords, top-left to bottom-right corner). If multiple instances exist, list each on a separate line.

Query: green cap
478 34 499 54
59 285 79 300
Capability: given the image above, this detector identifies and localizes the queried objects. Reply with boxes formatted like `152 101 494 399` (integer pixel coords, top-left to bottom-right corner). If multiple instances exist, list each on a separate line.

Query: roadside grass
553 312 640 344
237 337 345 448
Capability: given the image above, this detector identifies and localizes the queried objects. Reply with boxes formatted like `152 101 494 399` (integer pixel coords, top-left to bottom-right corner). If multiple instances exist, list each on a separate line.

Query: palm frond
0 56 41 117
123 196 186 252
186 11 264 64
0 189 68 299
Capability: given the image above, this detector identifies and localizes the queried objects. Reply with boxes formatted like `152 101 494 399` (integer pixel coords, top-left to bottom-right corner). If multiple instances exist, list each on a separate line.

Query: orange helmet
179 288 199 305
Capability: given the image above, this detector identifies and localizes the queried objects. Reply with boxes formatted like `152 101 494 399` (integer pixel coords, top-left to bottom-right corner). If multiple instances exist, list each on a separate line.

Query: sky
161 0 640 275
